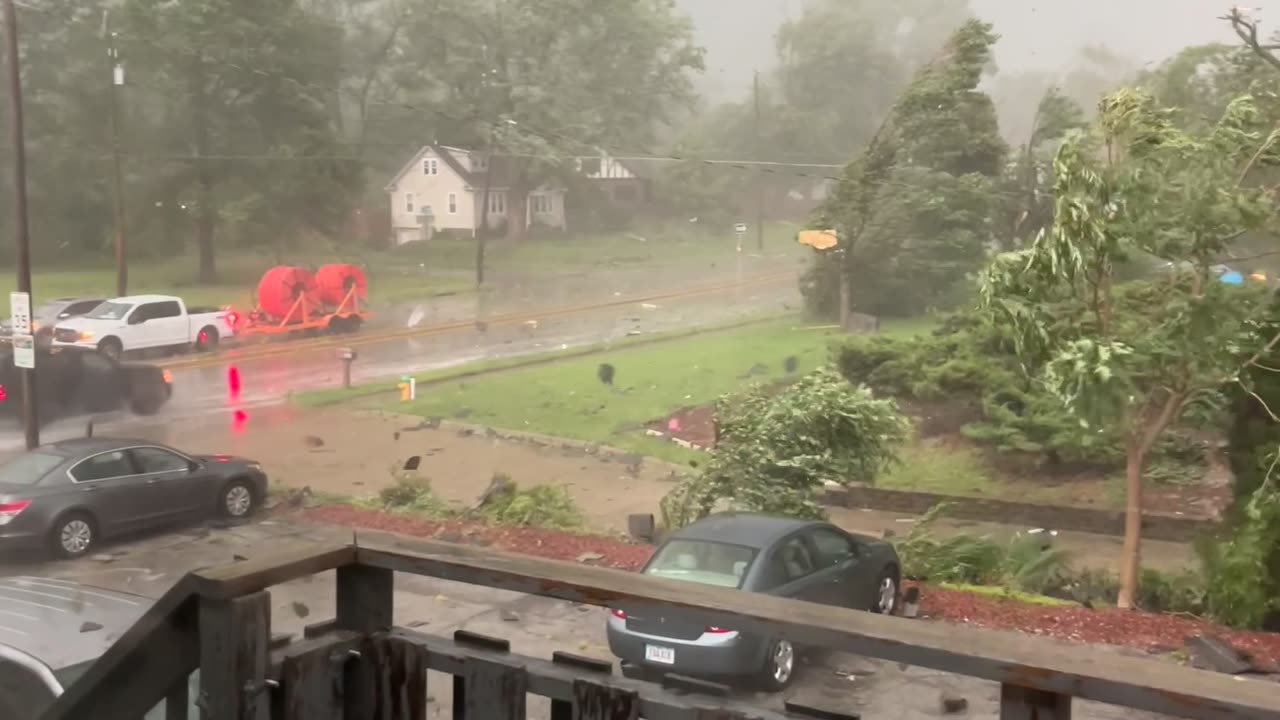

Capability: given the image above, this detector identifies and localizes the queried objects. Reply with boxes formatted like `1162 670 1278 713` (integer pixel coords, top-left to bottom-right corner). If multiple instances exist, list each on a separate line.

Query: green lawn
376 316 929 463
383 221 808 275
0 222 808 310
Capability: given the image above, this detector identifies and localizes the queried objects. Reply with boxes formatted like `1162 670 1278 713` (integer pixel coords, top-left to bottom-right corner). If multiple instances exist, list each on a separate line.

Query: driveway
0 517 1171 720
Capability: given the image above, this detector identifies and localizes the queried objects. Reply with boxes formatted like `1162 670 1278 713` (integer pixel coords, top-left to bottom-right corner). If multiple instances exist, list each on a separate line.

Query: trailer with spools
235 264 371 339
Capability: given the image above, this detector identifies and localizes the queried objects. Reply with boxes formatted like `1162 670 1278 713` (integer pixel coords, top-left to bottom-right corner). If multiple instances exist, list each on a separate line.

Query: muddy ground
105 406 1196 573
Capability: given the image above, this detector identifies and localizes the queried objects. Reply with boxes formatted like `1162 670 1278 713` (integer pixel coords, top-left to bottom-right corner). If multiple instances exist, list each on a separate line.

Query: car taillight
0 384 6 401
162 370 173 384
610 608 626 619
0 500 31 526
224 311 240 327
705 626 733 634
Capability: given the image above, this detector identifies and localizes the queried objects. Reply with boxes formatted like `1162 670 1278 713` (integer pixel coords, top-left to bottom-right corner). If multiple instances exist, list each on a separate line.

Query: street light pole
2 0 40 448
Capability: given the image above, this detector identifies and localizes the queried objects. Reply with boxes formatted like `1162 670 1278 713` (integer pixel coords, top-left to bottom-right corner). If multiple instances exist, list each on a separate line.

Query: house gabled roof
385 144 567 193
383 145 475 191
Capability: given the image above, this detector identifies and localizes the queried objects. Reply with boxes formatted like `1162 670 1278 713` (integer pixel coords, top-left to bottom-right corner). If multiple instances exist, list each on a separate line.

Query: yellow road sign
798 229 838 250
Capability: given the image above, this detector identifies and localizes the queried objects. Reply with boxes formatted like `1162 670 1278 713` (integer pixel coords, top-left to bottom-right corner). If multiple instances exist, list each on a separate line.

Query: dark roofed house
575 152 655 208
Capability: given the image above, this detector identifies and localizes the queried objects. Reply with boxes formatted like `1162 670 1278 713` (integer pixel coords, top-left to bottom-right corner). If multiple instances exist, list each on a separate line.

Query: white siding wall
388 148 476 237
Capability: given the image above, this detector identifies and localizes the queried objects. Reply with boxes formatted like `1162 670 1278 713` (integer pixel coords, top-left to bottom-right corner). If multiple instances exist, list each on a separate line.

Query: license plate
644 644 675 665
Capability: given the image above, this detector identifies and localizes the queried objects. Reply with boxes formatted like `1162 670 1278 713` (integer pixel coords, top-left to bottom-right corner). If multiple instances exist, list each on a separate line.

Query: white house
384 145 567 245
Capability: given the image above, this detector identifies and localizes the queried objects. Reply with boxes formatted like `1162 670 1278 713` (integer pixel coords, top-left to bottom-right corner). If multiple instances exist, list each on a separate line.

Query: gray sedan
0 438 268 559
606 513 900 691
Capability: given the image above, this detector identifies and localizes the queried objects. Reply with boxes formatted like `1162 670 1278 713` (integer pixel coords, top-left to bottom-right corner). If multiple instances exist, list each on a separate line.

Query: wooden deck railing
40 537 1280 720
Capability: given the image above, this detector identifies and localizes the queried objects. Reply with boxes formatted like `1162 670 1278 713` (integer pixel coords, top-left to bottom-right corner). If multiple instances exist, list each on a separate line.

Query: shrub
376 473 451 516
661 366 910 526
893 504 1070 594
1202 476 1280 628
479 475 585 530
838 313 1126 464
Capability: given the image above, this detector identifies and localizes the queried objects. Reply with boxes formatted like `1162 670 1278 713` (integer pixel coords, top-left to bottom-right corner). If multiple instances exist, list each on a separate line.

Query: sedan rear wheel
758 639 796 692
51 513 96 559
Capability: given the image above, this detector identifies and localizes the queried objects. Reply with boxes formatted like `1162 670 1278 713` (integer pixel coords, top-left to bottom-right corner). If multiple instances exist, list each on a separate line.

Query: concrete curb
348 415 1216 543
358 410 691 478
820 482 1218 543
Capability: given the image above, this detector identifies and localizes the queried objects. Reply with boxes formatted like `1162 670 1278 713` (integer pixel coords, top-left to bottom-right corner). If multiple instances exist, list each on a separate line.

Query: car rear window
644 539 757 589
0 451 65 486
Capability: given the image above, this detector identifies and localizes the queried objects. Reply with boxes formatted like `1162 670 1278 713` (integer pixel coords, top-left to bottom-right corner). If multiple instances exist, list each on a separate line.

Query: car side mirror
129 315 146 325
187 460 201 472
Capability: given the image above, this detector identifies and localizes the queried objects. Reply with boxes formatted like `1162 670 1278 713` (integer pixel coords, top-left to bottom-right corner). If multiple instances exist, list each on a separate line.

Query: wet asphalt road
0 258 802 451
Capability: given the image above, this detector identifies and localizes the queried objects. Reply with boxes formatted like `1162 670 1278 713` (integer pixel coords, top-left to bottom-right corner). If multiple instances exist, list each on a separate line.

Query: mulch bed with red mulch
298 504 1280 667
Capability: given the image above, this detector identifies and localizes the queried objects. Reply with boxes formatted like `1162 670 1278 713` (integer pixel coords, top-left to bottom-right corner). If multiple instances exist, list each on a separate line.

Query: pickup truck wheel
195 326 220 352
97 337 123 360
129 383 168 416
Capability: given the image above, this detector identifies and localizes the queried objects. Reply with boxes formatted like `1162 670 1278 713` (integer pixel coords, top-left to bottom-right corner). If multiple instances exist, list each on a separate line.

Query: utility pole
753 71 764 252
3 0 39 449
104 10 127 296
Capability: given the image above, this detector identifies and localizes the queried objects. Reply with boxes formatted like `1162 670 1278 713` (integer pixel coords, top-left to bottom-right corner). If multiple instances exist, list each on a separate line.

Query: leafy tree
803 20 1007 319
999 88 1087 249
660 367 908 527
397 0 704 242
981 89 1280 608
0 0 114 262
656 0 975 225
120 0 362 281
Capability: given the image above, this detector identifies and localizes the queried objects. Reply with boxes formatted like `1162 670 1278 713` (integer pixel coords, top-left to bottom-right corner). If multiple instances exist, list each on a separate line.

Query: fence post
198 591 273 720
1000 684 1072 720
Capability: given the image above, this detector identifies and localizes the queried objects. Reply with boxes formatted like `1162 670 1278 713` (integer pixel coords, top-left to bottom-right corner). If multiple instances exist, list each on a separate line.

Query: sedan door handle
80 486 101 493
147 478 162 484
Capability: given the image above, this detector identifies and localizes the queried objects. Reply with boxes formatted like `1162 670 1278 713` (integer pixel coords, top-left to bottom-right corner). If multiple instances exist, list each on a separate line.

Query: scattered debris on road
1185 634 1252 674
939 690 968 714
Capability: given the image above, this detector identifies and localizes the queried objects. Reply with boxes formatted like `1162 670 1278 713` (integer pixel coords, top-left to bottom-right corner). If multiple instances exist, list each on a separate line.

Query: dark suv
0 346 172 427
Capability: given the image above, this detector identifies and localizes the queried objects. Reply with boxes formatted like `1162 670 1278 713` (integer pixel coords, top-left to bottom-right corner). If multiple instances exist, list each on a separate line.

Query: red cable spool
256 266 319 322
313 264 367 309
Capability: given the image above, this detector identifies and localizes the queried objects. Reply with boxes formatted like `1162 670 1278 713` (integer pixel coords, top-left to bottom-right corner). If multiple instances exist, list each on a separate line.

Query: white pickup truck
50 294 237 358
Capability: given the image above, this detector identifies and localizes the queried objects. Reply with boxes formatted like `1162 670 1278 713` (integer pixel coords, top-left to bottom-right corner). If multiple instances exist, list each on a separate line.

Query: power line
14 0 847 183
108 151 843 170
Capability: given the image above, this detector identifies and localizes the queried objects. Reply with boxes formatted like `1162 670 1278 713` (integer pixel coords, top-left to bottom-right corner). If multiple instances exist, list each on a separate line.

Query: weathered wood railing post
335 563 430 720
450 632 528 720
1001 684 1072 720
336 565 394 633
199 591 272 720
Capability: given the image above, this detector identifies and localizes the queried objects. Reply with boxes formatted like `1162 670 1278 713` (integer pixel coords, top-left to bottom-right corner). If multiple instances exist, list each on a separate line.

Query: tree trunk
506 188 529 242
1117 442 1146 609
192 61 217 283
1117 391 1185 609
196 178 216 283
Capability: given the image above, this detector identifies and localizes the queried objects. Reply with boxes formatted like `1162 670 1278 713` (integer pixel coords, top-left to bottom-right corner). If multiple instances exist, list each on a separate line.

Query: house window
405 192 414 213
487 192 506 216
531 194 551 214
448 193 457 214
423 158 438 176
